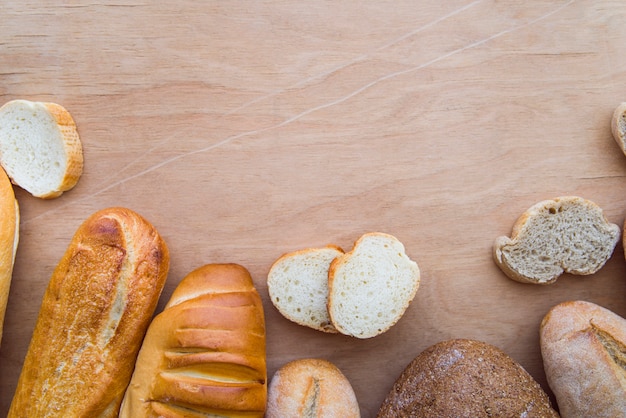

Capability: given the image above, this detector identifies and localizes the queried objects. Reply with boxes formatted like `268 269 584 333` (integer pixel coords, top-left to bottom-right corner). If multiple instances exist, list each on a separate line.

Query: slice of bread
0 99 83 198
611 102 626 155
327 232 420 339
268 245 343 333
493 196 620 284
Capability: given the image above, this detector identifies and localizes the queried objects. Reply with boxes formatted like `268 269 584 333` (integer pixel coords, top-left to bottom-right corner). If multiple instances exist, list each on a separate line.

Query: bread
0 99 83 198
267 245 343 333
0 166 18 346
611 102 626 155
377 339 559 417
8 207 170 417
119 263 267 418
266 358 360 418
540 300 626 417
327 232 420 338
493 196 620 284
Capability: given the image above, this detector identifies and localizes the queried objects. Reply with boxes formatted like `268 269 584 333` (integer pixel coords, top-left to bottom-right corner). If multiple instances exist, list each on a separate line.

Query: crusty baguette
0 166 18 346
493 196 620 284
266 358 360 418
377 339 559 417
8 207 170 418
327 232 420 338
119 263 267 418
267 245 343 333
540 300 626 417
611 102 626 155
0 99 83 198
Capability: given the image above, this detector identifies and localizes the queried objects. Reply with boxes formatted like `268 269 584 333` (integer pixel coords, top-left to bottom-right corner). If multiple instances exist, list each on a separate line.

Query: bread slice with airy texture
611 102 626 156
268 245 343 333
328 232 420 339
493 196 620 284
0 99 83 198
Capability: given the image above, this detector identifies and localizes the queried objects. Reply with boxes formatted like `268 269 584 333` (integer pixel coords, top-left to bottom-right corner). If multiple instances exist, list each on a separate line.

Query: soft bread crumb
0 99 83 198
328 232 420 338
493 196 620 284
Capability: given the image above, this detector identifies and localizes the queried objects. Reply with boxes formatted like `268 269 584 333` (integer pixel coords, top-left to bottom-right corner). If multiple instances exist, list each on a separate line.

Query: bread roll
611 102 626 156
0 166 18 346
0 99 83 199
119 263 267 418
266 358 360 418
493 196 619 284
328 232 420 338
8 207 170 417
377 339 558 417
267 245 343 333
540 300 626 417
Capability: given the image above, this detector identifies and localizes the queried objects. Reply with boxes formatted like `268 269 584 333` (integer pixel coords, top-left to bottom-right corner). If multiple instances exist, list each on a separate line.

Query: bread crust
266 358 360 418
540 300 626 417
0 166 18 346
611 102 626 155
8 207 169 418
119 263 267 418
377 339 559 417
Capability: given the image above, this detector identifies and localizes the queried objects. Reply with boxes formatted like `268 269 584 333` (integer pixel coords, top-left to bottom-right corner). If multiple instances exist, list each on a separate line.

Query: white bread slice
0 99 83 198
493 196 620 285
328 232 420 339
611 102 626 155
268 245 343 333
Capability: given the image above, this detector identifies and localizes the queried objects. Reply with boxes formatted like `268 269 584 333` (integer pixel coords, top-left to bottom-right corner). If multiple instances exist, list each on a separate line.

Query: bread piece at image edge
266 358 360 418
540 300 626 417
377 339 559 417
0 166 18 346
119 263 267 418
493 196 620 284
267 245 343 333
611 102 626 156
0 99 83 199
328 232 420 338
8 207 170 418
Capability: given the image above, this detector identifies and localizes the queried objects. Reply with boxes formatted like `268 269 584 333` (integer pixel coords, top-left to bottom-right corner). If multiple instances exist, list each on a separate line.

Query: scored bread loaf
493 196 620 284
8 207 170 418
0 166 18 346
327 232 420 338
0 99 83 198
377 339 559 417
611 102 626 156
540 300 626 417
119 263 267 418
267 245 344 333
266 358 360 418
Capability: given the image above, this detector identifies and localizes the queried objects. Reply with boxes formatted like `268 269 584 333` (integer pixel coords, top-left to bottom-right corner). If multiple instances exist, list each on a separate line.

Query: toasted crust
119 264 267 418
8 207 170 418
377 339 558 417
611 102 626 155
0 99 84 199
493 196 620 284
0 166 18 346
540 300 626 417
266 358 360 418
267 245 343 333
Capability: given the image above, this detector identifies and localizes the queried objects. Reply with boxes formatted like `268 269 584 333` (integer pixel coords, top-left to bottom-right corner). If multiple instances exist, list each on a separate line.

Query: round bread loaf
377 339 558 417
266 358 360 418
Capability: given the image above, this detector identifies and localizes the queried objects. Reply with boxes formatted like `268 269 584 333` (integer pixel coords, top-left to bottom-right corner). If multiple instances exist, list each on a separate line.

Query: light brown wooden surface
2 1 626 416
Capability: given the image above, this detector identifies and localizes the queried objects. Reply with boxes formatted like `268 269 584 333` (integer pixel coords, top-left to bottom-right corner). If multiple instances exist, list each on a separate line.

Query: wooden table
2 1 626 416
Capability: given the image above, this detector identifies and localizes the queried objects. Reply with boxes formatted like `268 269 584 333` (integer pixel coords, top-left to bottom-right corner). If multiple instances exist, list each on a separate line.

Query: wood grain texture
2 1 626 416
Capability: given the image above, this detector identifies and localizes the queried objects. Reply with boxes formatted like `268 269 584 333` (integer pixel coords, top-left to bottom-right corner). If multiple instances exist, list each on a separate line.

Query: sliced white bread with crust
611 102 626 155
328 232 420 339
268 245 344 333
493 196 620 285
0 99 83 199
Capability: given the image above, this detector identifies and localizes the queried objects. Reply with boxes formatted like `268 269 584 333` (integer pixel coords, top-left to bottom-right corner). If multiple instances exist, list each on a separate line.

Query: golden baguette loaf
8 207 170 418
0 166 18 346
119 263 267 418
